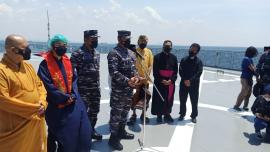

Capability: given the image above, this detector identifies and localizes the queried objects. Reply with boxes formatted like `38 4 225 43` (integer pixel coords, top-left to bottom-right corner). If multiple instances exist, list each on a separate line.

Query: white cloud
109 0 121 11
144 6 168 24
16 8 35 14
125 12 146 25
93 8 110 19
11 0 40 3
0 0 268 46
0 3 13 14
11 0 20 3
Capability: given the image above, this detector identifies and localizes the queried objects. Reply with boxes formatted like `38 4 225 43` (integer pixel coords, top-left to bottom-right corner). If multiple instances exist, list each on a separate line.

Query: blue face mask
54 46 67 56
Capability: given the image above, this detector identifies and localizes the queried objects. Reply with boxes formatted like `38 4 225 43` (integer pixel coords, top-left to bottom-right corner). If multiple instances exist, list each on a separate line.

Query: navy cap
117 30 131 38
84 30 100 38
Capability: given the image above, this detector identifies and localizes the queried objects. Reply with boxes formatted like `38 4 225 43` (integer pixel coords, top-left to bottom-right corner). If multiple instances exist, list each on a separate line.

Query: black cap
84 30 100 38
264 46 270 51
117 30 131 38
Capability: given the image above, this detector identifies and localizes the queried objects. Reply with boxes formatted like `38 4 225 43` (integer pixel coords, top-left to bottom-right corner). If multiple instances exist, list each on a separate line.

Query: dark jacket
179 56 203 84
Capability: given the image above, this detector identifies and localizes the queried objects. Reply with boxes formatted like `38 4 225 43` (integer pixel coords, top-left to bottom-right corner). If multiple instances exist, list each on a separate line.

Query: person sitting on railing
233 46 258 111
251 84 270 141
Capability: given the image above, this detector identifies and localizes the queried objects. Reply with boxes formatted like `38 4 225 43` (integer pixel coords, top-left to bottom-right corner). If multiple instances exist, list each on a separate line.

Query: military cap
117 30 131 38
84 30 100 37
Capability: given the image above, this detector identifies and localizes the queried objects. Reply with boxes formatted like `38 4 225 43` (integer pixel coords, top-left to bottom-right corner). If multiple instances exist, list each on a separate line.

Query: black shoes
108 134 123 151
255 131 264 140
178 115 184 121
233 105 249 111
156 115 174 123
156 115 162 123
179 115 196 123
140 114 150 123
233 105 241 111
119 131 134 139
243 107 249 111
164 115 174 123
191 118 197 123
92 129 103 140
127 114 150 125
109 125 135 150
127 114 136 126
118 125 134 140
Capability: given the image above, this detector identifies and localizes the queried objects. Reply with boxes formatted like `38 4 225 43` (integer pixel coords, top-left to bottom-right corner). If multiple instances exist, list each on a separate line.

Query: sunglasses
14 46 31 54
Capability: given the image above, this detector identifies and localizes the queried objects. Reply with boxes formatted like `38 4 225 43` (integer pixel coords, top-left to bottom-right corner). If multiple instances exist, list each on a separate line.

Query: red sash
42 51 73 108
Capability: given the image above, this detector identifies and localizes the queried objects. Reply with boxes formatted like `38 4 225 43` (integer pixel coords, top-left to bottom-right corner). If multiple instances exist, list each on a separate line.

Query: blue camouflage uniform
71 45 101 128
107 45 137 135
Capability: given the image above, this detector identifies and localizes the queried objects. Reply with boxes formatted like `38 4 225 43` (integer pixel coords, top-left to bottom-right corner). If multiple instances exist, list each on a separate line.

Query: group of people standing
0 30 203 152
233 46 270 142
106 30 203 150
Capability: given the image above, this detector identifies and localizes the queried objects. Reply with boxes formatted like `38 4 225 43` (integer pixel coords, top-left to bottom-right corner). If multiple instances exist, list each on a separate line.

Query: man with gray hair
128 35 153 125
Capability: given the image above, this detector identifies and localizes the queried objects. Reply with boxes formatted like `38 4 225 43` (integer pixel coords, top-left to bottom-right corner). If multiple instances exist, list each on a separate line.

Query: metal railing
0 42 262 71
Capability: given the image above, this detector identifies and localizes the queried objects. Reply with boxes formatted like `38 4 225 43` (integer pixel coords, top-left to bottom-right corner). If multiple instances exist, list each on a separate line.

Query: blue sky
0 0 269 47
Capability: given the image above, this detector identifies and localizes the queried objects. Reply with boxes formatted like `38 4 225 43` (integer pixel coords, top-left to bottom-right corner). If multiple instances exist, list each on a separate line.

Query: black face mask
122 39 131 48
189 51 196 57
91 40 98 49
139 43 147 49
15 47 31 60
54 46 67 56
164 46 172 53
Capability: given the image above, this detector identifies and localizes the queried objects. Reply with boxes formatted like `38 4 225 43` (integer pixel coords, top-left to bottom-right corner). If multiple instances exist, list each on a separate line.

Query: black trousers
179 81 199 118
266 123 270 142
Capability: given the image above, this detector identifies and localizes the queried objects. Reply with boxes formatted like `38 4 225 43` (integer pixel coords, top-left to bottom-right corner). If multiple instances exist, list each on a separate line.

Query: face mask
122 39 131 48
189 51 196 57
54 46 67 56
91 40 98 48
139 43 147 49
164 46 172 53
128 44 136 52
15 47 31 60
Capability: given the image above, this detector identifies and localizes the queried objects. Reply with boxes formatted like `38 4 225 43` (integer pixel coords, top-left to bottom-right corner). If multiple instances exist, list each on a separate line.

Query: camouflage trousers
79 88 101 127
109 95 132 135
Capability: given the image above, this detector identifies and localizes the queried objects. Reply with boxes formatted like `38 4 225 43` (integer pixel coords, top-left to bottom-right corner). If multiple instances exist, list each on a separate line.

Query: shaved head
4 34 28 64
5 34 27 50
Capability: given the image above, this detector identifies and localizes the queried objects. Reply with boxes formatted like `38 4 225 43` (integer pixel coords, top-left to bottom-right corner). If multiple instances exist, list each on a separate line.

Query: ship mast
47 9 50 49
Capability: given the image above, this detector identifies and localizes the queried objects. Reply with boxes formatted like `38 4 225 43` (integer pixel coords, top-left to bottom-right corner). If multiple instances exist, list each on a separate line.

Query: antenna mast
47 9 50 45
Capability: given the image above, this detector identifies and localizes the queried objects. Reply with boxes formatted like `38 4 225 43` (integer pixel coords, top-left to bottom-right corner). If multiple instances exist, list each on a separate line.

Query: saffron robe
0 54 47 152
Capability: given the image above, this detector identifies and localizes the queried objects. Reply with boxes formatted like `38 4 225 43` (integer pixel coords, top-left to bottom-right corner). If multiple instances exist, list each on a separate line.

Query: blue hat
49 34 68 47
84 30 100 38
264 84 270 93
117 30 131 38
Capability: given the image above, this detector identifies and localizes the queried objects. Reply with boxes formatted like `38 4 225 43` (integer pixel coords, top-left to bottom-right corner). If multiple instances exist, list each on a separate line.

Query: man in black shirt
178 43 203 123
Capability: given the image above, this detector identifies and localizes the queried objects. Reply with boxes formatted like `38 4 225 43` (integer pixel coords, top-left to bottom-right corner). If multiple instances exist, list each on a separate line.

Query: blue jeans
254 117 268 132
